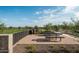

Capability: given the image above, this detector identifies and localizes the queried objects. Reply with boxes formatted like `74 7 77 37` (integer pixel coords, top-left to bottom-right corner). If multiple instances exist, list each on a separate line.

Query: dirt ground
13 44 79 53
13 34 79 53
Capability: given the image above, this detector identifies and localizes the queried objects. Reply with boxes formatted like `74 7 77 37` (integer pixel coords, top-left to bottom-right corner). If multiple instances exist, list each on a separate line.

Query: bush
25 45 36 53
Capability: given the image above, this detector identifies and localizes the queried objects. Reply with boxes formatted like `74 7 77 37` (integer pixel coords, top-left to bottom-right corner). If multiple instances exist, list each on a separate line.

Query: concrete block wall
0 31 28 53
0 35 8 53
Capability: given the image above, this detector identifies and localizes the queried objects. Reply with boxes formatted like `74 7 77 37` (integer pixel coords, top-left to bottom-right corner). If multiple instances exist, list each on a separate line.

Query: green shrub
25 45 36 53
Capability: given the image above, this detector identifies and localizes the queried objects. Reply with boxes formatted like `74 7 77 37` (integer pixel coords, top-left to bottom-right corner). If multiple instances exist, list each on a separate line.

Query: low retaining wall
0 31 29 53
13 31 28 44
0 34 9 53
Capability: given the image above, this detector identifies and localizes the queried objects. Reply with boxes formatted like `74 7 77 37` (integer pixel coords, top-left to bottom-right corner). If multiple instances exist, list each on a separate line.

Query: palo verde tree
53 25 59 32
71 17 79 30
44 23 53 32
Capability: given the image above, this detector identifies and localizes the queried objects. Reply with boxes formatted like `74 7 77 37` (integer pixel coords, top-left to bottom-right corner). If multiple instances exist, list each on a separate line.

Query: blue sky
0 6 79 27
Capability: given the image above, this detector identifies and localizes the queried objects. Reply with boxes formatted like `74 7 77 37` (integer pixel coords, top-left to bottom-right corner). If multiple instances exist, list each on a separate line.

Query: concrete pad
13 34 79 47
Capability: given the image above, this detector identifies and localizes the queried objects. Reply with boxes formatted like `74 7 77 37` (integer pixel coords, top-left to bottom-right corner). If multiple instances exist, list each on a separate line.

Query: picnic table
45 32 64 42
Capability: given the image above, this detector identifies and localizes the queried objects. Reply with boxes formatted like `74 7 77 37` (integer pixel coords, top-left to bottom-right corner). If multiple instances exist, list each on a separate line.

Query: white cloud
35 8 59 15
1 17 8 21
34 6 79 26
64 6 79 18
43 9 52 14
35 11 41 15
64 6 76 12
62 6 79 15
58 6 79 18
75 12 79 17
75 12 79 20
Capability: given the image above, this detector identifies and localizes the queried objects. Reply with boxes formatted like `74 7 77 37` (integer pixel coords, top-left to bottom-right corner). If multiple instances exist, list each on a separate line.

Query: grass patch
0 28 26 34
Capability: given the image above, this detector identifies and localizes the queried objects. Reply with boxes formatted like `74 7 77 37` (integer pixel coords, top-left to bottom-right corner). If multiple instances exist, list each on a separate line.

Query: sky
0 6 79 27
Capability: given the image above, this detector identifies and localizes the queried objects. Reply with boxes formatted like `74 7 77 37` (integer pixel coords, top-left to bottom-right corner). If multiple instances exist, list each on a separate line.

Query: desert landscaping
0 6 79 53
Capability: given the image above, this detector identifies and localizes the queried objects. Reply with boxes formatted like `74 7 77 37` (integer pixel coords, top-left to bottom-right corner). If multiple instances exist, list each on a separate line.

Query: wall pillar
8 34 13 53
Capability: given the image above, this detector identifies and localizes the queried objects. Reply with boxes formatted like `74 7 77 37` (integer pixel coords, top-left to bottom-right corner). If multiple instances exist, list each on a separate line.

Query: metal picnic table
45 32 64 42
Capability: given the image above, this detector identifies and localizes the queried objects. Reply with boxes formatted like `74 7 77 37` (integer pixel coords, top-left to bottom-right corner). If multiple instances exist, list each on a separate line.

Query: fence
13 31 28 44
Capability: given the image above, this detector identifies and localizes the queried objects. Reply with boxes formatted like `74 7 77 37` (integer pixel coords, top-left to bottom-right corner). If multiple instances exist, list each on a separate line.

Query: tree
0 23 5 33
44 23 53 32
8 26 13 29
34 26 39 34
53 25 59 31
18 26 22 29
0 23 5 29
61 22 69 30
68 22 74 31
71 17 79 30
